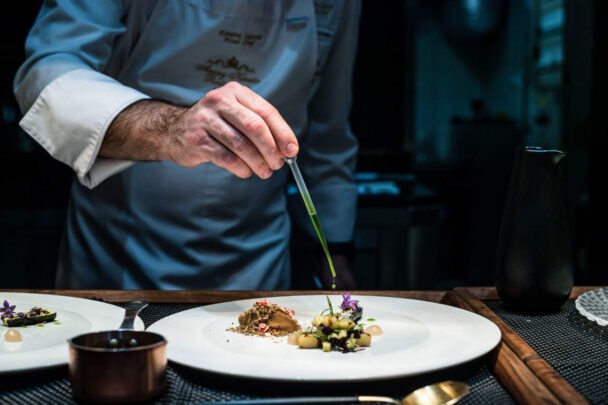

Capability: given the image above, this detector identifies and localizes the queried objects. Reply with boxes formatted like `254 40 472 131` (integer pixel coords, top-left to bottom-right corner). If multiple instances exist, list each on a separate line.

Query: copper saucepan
68 301 167 403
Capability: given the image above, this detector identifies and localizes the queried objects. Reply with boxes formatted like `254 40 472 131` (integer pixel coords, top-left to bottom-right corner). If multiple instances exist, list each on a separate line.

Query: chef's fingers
219 101 284 171
199 135 253 179
226 82 299 157
207 114 273 179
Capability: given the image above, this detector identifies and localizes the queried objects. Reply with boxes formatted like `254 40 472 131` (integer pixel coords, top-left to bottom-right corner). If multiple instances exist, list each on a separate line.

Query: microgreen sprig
326 296 334 316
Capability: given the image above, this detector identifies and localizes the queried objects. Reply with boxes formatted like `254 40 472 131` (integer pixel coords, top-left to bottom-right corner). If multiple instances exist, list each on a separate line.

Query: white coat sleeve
13 0 150 189
290 1 361 243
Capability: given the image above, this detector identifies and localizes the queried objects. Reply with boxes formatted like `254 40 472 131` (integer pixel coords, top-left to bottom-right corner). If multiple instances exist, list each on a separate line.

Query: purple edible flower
340 292 359 310
0 300 16 320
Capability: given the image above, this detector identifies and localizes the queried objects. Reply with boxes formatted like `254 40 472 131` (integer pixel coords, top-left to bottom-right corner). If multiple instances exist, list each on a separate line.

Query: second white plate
147 295 501 382
0 292 145 374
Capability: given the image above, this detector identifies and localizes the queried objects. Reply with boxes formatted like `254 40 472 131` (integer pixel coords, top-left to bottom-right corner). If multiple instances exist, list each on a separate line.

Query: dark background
1 0 606 289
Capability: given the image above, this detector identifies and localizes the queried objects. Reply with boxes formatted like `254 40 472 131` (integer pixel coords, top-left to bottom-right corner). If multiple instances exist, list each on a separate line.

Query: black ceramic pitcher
495 147 573 312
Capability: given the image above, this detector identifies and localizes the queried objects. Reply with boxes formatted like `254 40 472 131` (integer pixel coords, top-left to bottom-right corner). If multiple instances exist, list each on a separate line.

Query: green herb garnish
326 296 334 316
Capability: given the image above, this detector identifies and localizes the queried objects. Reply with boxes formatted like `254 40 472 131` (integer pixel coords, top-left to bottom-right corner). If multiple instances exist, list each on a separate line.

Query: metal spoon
196 380 469 405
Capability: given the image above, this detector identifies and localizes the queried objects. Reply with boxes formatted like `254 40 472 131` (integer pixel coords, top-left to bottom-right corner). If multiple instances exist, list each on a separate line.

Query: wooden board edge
492 341 563 405
442 292 562 404
452 288 589 405
0 289 448 304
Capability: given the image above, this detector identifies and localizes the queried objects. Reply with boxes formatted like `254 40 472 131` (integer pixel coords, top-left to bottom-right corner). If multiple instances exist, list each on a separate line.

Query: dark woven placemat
487 299 608 404
0 303 513 405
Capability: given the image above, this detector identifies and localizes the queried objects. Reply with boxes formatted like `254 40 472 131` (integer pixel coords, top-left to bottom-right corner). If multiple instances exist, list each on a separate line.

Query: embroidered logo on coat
195 56 261 87
314 1 333 17
219 30 263 47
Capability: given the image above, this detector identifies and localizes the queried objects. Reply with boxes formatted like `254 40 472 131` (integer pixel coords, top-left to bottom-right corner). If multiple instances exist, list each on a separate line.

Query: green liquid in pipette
285 157 336 289
310 212 336 290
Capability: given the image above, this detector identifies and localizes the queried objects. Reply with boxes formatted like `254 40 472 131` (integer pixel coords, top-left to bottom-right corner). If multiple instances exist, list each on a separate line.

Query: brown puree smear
228 300 299 337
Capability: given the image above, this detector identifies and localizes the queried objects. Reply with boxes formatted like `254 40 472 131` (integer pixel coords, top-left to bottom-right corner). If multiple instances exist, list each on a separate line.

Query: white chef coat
14 0 360 290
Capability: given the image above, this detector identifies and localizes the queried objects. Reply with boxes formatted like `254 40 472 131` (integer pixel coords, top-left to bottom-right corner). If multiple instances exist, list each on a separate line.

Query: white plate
575 287 608 327
0 292 145 374
147 295 501 382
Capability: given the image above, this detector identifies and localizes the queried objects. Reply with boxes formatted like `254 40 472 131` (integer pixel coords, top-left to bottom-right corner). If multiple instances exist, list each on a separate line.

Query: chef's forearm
100 99 186 161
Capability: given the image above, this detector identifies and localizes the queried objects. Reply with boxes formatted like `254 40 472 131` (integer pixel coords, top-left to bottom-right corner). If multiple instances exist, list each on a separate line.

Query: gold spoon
370 381 469 405
197 380 469 405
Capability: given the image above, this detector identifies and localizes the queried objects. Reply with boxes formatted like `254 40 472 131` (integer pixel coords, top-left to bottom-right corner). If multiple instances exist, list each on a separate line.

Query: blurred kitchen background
1 0 606 289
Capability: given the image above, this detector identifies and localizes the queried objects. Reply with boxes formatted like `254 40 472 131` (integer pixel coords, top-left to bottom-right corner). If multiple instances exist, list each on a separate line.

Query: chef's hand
319 254 357 290
167 81 298 179
102 81 299 179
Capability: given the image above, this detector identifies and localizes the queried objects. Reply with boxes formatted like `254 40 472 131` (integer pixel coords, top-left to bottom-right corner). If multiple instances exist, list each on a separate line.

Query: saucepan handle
119 301 148 330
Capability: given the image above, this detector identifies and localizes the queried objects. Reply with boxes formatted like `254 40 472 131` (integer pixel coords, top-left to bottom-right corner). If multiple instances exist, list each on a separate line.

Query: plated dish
0 292 144 374
230 294 379 353
147 294 501 382
291 294 373 353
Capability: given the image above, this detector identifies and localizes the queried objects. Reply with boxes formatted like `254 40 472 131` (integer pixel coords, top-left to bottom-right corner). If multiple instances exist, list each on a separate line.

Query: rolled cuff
19 68 150 188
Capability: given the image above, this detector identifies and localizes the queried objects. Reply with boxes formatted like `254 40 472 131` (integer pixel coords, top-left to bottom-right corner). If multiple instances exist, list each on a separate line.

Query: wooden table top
1 286 598 303
1 286 604 404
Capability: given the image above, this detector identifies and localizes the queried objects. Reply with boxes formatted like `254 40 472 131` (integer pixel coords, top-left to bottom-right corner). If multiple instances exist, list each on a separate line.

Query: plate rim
148 294 502 382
